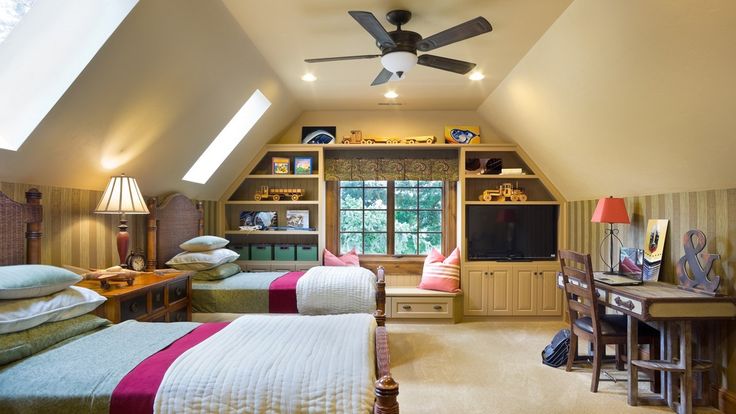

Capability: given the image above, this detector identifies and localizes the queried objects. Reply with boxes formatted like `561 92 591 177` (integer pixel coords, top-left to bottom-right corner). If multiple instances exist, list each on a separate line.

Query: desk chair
559 250 660 392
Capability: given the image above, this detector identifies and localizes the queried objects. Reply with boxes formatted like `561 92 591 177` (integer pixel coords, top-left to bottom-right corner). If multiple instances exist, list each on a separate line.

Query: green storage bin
231 244 249 260
296 244 318 261
250 244 273 261
274 244 295 261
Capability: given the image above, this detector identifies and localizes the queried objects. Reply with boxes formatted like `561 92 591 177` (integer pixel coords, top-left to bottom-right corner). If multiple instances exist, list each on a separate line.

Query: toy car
479 183 528 202
254 186 303 201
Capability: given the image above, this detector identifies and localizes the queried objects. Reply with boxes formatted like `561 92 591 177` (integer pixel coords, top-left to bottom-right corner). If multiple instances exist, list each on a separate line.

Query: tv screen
466 205 558 261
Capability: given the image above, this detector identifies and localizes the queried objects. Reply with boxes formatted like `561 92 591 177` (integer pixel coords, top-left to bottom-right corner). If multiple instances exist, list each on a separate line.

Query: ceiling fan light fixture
380 51 417 78
469 71 485 81
384 90 399 99
301 73 317 82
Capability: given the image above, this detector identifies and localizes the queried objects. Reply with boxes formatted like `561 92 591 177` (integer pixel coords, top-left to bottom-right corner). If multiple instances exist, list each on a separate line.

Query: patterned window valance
324 157 459 181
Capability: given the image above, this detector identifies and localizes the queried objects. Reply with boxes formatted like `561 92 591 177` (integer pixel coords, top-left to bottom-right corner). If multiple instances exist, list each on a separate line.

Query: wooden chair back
558 250 601 336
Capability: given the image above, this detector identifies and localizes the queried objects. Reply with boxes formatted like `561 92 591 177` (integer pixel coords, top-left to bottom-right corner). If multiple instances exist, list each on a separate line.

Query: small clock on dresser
126 251 146 271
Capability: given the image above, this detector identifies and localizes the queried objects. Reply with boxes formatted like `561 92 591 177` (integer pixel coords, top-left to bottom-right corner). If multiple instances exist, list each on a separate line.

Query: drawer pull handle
433 305 443 310
175 287 184 297
175 313 185 322
154 293 161 302
129 302 139 313
402 305 412 310
614 296 635 310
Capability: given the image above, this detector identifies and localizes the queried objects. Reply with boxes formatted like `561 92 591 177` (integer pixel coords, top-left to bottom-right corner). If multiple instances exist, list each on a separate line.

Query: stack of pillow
323 247 360 266
0 265 109 365
166 236 241 281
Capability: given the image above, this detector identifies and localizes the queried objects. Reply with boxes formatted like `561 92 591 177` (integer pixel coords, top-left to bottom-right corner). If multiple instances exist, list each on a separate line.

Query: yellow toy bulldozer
479 183 528 202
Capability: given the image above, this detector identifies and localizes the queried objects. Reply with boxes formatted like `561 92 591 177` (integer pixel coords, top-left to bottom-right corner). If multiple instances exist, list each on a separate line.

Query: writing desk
558 276 736 414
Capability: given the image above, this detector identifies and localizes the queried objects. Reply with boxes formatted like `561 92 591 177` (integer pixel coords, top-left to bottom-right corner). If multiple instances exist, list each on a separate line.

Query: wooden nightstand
77 271 193 323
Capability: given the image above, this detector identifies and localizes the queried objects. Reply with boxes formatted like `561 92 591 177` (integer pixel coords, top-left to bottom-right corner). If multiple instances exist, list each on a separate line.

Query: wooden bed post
25 188 42 264
374 325 399 414
146 197 158 271
196 201 204 236
376 266 386 315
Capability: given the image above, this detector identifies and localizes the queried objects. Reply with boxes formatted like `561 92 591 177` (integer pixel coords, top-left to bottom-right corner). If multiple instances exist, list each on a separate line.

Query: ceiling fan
305 10 492 86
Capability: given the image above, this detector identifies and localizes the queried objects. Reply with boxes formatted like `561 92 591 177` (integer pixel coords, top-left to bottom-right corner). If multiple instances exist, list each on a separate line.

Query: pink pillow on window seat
418 248 461 293
323 248 360 267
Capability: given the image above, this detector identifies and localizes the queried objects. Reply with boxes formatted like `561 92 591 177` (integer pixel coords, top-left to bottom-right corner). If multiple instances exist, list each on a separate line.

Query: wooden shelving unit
219 145 325 266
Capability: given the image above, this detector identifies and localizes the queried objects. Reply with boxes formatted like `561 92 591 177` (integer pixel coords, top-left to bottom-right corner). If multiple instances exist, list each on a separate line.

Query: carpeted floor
386 320 718 414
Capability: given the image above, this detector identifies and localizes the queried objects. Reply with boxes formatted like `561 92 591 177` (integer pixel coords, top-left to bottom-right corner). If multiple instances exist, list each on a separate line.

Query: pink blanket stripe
110 322 229 414
268 271 305 313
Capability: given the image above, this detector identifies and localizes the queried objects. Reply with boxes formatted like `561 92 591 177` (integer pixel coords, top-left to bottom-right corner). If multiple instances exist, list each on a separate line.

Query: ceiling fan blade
371 68 394 86
417 54 476 74
305 54 380 63
416 17 492 52
348 11 397 49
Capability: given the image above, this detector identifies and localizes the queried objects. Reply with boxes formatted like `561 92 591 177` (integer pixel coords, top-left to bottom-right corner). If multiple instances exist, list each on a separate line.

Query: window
0 0 36 45
338 180 443 255
183 89 271 184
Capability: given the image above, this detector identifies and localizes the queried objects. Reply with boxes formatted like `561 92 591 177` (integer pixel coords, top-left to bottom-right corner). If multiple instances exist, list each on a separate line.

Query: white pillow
166 248 239 271
0 286 107 334
179 235 229 252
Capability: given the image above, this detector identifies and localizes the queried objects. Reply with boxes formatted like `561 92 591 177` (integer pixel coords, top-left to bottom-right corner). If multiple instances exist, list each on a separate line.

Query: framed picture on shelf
294 157 313 175
444 125 481 144
272 157 290 175
286 210 309 229
302 126 336 144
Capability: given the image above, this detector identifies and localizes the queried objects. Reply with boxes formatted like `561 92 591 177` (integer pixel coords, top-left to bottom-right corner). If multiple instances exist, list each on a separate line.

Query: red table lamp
94 174 149 267
591 196 630 274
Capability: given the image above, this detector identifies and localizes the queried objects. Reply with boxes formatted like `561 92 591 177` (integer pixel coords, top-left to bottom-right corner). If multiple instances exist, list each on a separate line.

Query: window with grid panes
338 180 443 255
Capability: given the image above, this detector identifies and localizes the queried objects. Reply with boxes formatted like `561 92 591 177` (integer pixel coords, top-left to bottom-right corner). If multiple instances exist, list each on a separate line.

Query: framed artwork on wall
302 126 336 144
294 157 313 175
642 219 669 281
444 125 481 144
272 157 290 174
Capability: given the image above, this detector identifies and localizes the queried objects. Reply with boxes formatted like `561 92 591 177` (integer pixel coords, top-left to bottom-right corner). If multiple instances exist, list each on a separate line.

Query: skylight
0 0 138 151
183 89 271 184
0 0 35 45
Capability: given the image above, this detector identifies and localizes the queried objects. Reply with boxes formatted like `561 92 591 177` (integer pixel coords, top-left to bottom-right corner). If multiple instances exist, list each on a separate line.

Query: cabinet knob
175 287 184 297
402 305 412 310
484 272 488 276
175 313 185 322
129 302 139 313
154 293 161 302
433 305 443 310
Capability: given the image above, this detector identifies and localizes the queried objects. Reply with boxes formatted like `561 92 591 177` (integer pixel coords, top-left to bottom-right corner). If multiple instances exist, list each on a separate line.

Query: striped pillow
418 248 461 293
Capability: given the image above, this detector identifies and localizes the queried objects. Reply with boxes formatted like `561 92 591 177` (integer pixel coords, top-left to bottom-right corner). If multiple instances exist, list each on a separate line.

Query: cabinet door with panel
487 263 513 315
536 263 562 316
462 264 488 316
512 265 538 315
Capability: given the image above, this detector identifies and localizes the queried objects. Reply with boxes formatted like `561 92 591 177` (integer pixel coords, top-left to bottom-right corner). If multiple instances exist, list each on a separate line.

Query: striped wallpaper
567 188 736 393
0 182 217 269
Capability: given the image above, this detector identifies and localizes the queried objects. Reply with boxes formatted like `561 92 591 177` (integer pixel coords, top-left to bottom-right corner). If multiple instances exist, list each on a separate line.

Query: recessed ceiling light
469 71 485 81
301 73 317 82
384 90 399 99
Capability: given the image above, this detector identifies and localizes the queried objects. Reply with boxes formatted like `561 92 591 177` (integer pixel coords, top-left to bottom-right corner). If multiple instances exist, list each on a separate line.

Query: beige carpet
386 320 718 414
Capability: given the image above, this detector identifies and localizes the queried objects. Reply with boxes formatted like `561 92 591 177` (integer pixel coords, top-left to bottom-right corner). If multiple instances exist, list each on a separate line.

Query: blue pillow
0 265 82 299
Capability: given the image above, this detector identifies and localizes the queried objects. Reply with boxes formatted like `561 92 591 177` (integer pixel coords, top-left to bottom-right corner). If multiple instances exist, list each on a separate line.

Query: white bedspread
296 266 377 315
154 313 377 414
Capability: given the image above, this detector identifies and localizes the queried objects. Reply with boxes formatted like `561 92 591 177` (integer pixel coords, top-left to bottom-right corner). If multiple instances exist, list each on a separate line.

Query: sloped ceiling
0 0 301 200
478 0 736 201
224 0 572 110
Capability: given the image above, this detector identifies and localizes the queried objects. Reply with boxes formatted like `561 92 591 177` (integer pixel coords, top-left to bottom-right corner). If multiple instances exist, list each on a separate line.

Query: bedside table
77 271 193 323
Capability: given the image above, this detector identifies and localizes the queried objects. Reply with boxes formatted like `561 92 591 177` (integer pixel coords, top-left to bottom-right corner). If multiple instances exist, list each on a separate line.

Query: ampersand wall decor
676 229 721 295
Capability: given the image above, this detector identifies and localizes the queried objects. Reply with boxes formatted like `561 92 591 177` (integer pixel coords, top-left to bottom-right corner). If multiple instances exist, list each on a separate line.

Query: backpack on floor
541 328 571 368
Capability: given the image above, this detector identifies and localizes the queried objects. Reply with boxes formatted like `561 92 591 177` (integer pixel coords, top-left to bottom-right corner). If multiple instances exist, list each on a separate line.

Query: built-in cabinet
462 262 561 317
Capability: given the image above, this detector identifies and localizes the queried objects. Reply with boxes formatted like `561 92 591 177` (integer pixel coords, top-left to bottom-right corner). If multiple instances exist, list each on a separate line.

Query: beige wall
0 0 301 201
567 188 736 391
478 0 736 201
276 110 506 144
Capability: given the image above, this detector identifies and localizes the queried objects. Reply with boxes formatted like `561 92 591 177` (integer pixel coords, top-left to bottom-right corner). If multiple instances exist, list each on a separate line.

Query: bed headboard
146 193 203 270
0 188 42 266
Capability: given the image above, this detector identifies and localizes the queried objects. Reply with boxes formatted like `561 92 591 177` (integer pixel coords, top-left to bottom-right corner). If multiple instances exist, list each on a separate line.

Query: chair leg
616 344 625 371
591 341 604 393
566 333 578 372
650 339 661 393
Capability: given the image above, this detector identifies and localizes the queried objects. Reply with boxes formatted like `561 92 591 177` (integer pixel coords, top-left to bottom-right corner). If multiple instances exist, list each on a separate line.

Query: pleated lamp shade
94 174 149 214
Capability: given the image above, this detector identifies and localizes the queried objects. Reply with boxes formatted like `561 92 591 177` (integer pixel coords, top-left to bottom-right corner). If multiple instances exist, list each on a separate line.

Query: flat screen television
466 205 558 261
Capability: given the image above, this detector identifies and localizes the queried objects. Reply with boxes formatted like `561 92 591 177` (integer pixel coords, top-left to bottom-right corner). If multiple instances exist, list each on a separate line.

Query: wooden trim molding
719 387 736 414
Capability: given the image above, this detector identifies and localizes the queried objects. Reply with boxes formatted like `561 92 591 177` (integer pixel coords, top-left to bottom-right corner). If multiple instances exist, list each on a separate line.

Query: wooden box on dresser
77 271 192 323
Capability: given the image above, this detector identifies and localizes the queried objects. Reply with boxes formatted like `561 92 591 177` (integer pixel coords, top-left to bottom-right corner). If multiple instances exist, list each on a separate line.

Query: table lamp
94 174 149 267
590 196 630 274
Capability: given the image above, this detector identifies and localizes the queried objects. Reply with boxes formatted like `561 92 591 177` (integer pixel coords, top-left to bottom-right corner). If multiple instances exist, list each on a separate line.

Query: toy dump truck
254 186 303 201
479 182 528 202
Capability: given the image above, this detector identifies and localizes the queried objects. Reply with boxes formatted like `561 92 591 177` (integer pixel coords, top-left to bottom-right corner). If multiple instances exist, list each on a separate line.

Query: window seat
385 286 462 323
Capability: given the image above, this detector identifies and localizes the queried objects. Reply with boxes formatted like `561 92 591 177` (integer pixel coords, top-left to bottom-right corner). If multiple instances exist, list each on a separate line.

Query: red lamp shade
591 197 630 224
